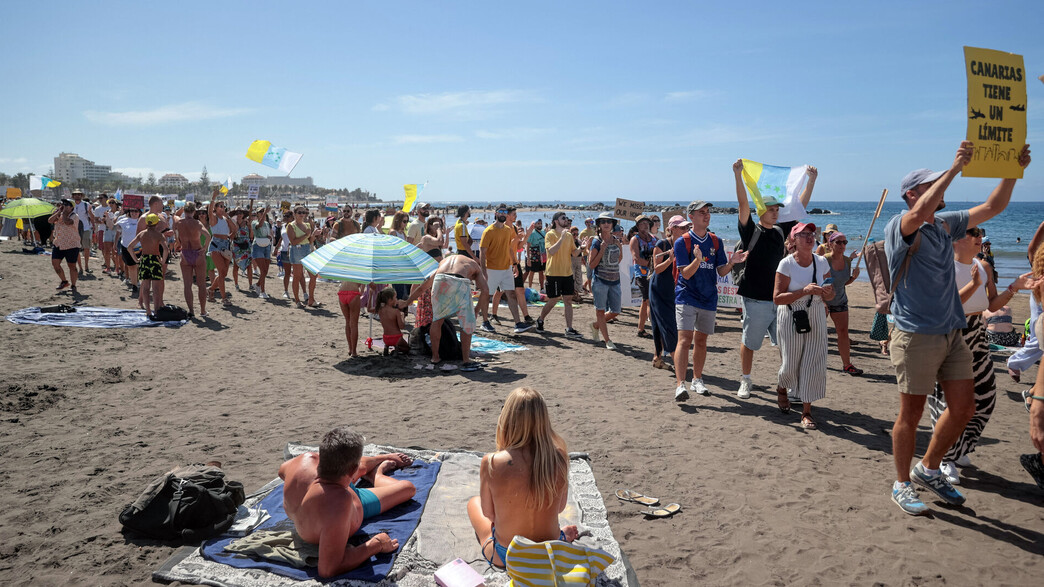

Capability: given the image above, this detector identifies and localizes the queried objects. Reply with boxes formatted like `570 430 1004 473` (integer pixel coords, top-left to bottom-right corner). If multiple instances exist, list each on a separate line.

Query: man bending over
279 428 417 578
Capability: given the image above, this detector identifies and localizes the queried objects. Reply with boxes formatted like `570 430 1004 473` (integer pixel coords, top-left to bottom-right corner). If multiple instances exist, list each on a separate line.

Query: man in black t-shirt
731 159 817 398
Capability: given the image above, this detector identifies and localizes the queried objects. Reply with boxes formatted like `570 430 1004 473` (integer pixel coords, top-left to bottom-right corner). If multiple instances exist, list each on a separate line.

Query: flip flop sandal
615 489 659 506
639 503 681 518
801 415 817 430
843 364 864 376
1023 389 1033 413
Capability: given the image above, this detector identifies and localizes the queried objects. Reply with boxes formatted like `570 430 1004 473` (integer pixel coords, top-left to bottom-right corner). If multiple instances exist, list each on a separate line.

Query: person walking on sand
207 195 237 305
70 189 95 275
587 211 623 350
732 160 818 399
886 140 1030 516
649 216 686 372
479 205 531 335
128 213 170 318
629 215 657 338
174 202 211 318
467 387 580 568
535 212 583 337
673 202 746 401
115 207 143 298
286 206 315 306
48 198 81 292
822 231 864 375
250 205 273 298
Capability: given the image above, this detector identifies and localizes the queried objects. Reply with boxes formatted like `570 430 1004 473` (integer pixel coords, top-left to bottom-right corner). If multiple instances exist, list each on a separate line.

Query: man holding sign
886 140 1030 516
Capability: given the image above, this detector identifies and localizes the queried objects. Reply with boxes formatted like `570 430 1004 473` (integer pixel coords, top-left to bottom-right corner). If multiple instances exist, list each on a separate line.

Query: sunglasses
597 219 614 225
793 232 815 241
832 239 848 245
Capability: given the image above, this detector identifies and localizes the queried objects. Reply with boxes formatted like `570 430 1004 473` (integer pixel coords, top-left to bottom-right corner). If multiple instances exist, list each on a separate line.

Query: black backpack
119 465 245 541
152 304 189 321
410 321 464 361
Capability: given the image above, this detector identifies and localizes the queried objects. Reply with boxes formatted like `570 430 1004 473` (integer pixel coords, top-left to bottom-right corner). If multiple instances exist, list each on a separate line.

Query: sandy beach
1 239 1042 586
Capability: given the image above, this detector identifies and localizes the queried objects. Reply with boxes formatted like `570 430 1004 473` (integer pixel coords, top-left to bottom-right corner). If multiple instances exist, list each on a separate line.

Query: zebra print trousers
927 314 996 461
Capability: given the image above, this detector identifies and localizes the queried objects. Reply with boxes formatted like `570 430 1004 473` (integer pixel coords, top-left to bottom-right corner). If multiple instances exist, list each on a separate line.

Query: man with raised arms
279 428 417 578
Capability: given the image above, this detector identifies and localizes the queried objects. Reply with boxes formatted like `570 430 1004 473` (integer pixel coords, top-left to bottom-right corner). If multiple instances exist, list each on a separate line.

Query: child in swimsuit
376 286 409 355
337 281 365 357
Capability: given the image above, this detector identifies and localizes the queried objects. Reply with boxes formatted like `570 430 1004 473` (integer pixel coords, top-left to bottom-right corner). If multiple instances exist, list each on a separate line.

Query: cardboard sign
184 193 195 202
247 184 260 200
660 207 685 235
280 200 292 211
614 197 645 221
123 193 145 211
963 46 1027 179
716 250 742 309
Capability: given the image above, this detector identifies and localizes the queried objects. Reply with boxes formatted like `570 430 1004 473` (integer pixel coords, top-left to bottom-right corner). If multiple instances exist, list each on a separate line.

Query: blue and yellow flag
403 182 426 213
246 140 303 175
740 160 809 223
29 175 61 191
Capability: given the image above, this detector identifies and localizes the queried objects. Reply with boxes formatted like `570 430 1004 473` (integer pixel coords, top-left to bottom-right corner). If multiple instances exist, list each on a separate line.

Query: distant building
53 152 113 182
241 174 265 188
266 176 313 188
158 173 188 187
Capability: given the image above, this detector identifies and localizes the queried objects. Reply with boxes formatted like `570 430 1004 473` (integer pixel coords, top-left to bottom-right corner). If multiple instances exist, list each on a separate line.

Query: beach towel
470 336 527 354
154 444 635 587
5 306 187 328
199 458 441 583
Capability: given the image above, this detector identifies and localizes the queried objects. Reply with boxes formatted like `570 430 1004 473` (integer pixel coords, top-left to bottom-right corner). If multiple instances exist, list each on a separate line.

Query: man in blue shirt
672 201 746 401
887 140 1031 516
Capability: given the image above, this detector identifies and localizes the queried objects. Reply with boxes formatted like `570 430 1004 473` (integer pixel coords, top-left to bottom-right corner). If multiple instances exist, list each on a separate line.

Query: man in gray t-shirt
886 140 1031 517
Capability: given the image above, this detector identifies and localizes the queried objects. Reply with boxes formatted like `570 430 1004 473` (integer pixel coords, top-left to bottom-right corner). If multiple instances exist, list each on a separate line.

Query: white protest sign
247 185 260 200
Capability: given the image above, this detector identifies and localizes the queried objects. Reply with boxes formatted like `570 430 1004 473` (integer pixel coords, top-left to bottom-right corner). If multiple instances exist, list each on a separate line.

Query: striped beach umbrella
301 233 439 284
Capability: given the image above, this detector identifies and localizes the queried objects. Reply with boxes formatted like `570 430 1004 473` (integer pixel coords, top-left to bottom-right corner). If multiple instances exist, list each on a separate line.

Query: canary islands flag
739 160 809 224
246 140 303 175
403 182 427 213
29 175 61 191
220 177 233 194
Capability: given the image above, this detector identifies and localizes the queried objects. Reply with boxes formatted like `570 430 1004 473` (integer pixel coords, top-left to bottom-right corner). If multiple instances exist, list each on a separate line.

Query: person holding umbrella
48 198 81 292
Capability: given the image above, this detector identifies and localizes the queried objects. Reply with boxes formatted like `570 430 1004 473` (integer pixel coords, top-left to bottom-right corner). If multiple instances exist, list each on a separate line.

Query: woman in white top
362 209 384 234
773 223 834 429
251 206 273 298
926 226 1038 484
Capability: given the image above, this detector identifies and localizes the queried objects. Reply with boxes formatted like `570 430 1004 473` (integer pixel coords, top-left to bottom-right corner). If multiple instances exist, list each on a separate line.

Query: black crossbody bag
790 258 816 334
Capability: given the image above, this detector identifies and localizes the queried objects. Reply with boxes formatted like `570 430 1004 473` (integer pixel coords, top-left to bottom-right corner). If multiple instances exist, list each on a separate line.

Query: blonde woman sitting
467 387 580 568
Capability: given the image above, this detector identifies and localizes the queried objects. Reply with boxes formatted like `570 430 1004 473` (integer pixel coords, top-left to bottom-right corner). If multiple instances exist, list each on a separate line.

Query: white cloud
378 90 538 116
474 127 555 140
84 101 255 126
664 90 712 103
392 134 465 145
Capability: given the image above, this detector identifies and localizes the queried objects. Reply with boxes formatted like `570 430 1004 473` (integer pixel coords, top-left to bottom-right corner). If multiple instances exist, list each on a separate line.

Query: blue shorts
740 296 777 350
102 229 116 243
350 484 382 520
251 244 272 259
289 243 311 264
209 237 230 253
592 277 621 313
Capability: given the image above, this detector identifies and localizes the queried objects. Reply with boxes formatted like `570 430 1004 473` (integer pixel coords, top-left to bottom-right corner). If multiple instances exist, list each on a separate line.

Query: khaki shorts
889 329 973 395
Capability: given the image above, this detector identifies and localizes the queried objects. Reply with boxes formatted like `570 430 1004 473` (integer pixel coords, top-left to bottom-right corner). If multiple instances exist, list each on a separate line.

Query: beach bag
413 321 463 360
119 465 245 541
731 224 783 284
504 536 615 587
152 304 189 321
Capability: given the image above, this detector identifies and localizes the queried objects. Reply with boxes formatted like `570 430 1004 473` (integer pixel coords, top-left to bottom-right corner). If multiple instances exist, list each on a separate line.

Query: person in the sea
467 387 580 568
279 428 417 578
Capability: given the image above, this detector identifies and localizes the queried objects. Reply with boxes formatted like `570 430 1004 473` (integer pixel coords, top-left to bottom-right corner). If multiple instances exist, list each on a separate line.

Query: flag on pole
29 175 61 191
220 177 233 194
113 188 123 202
403 181 427 213
245 140 303 175
739 160 809 223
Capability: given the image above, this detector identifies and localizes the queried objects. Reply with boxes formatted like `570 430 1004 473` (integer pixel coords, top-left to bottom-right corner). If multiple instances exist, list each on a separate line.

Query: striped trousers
927 314 996 461
776 297 828 404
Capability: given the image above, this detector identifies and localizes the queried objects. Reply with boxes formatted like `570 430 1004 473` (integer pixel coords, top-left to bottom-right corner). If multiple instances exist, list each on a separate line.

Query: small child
376 286 410 355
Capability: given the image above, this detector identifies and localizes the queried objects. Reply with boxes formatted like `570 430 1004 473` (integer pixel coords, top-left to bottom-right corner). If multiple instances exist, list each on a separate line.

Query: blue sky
3 1 1042 202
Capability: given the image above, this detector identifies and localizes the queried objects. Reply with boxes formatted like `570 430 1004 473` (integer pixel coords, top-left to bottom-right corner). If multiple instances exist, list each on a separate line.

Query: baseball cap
760 196 781 208
789 222 817 239
982 236 991 243
145 213 161 226
686 200 712 214
668 215 692 229
417 202 431 210
552 211 569 223
900 168 946 195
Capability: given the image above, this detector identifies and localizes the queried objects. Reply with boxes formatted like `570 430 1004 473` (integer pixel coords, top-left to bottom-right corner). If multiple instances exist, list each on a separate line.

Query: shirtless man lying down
278 428 416 578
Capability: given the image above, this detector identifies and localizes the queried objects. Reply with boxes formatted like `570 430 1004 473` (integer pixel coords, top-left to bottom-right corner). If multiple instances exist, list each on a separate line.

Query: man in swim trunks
174 202 211 318
404 254 488 370
278 428 416 578
128 213 170 318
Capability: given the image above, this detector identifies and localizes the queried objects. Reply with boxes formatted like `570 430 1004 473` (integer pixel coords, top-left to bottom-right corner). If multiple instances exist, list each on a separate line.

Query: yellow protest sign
280 200 292 211
6 187 22 199
963 46 1027 179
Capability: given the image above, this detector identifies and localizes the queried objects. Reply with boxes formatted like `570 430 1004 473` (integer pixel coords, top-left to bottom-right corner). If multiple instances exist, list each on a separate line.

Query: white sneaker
940 461 960 485
954 455 973 468
282 291 290 299
674 384 689 402
691 379 708 396
259 291 270 299
605 341 617 351
737 377 753 399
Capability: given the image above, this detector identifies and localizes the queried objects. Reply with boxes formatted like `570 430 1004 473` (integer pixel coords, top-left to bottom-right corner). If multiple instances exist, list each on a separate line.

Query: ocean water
451 200 1041 282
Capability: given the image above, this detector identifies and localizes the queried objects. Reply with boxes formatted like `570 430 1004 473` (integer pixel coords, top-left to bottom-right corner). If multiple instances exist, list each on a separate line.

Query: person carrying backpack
672 201 746 401
732 160 818 399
